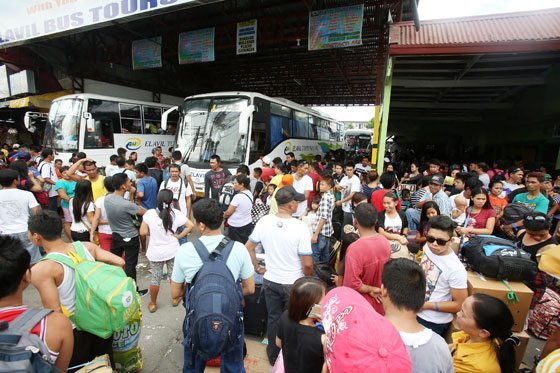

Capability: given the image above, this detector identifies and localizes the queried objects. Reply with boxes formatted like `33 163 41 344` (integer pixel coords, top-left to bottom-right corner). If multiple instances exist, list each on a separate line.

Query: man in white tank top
29 210 125 370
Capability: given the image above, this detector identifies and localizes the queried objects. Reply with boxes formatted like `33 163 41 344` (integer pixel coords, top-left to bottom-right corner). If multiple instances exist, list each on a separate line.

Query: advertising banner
178 27 215 64
0 0 196 48
236 19 257 55
0 66 11 99
308 4 364 51
132 36 162 70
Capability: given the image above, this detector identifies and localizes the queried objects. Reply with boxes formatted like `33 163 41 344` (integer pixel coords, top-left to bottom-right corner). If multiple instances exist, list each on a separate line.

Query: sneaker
138 289 149 297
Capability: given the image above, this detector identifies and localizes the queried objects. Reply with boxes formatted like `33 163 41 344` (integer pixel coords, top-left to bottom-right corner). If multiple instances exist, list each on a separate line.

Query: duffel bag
462 235 537 282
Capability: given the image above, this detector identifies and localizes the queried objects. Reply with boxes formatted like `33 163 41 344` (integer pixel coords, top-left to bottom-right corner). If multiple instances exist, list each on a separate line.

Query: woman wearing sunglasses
417 215 468 337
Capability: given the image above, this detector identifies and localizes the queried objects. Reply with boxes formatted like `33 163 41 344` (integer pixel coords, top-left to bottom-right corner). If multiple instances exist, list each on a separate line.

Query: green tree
366 117 374 129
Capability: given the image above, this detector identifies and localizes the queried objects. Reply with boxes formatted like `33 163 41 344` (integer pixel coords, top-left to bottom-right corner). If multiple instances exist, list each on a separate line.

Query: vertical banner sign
132 37 162 70
237 19 257 55
178 27 215 64
308 5 364 51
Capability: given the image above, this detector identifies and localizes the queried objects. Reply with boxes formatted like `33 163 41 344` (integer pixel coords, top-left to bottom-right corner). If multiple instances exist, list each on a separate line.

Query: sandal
172 298 181 307
148 303 157 313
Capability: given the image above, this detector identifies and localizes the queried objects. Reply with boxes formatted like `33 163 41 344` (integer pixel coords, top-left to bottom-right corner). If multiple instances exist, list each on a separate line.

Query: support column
376 57 394 173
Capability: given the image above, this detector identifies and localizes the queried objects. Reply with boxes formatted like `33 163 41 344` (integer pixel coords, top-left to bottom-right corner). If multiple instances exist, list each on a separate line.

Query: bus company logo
125 138 142 151
283 141 293 154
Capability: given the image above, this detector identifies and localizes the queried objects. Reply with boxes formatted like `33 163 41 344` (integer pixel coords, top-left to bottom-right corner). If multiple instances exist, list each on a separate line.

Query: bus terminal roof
11 0 416 107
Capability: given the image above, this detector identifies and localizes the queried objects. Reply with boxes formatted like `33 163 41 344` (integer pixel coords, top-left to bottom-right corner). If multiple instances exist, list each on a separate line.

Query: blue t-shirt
171 235 254 284
137 176 158 209
54 179 76 209
512 192 549 214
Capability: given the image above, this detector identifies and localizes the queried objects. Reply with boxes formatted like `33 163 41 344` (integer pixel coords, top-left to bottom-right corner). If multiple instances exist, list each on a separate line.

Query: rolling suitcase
243 284 268 337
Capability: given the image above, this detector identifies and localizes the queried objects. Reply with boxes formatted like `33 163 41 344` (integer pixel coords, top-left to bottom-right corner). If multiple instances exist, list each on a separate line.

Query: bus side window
293 111 308 138
143 106 163 134
120 104 142 134
85 99 118 149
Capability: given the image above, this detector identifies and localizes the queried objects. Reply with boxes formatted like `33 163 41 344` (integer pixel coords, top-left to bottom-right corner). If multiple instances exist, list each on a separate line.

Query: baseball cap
543 174 552 182
275 186 305 205
12 144 20 149
429 175 444 185
261 155 272 165
322 287 411 372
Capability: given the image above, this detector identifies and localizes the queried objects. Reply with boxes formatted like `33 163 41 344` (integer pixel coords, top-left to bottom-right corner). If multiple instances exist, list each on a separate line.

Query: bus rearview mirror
239 105 255 136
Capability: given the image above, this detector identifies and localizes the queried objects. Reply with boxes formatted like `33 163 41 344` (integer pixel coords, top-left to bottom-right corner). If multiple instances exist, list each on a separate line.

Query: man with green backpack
29 210 139 370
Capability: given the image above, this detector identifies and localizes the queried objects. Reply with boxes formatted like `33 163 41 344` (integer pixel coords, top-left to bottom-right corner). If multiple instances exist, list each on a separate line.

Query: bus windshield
178 96 249 165
346 134 371 152
45 98 82 152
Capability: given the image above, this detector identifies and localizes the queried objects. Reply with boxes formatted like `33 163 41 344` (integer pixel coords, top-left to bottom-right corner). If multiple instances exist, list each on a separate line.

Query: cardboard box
513 330 529 370
467 271 533 332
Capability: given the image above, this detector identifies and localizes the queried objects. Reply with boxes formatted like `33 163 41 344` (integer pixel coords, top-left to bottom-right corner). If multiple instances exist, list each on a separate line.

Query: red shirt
343 235 391 315
469 207 496 229
261 167 275 183
370 189 402 212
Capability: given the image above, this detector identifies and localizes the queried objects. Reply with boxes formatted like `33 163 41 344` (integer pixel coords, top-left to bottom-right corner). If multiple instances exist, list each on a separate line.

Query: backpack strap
192 237 234 263
7 308 52 333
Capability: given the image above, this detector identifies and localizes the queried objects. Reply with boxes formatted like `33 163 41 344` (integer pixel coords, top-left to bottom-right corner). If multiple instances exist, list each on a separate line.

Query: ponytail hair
157 189 175 234
471 293 518 373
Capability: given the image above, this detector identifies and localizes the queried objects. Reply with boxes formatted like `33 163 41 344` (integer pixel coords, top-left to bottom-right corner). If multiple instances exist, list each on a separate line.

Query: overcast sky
313 0 560 121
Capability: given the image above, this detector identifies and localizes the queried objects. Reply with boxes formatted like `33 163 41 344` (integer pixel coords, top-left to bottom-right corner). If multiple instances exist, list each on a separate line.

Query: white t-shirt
301 211 317 236
39 161 59 197
143 208 187 262
0 189 39 234
178 163 192 179
159 178 193 215
292 174 313 217
104 164 118 176
383 213 403 234
108 167 136 182
68 200 95 233
228 190 253 227
339 175 361 213
500 181 521 198
478 173 490 189
249 214 312 284
95 196 112 235
354 163 371 176
417 244 467 324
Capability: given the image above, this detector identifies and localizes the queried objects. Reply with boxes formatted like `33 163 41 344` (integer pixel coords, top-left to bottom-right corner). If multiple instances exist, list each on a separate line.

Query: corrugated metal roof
390 8 560 47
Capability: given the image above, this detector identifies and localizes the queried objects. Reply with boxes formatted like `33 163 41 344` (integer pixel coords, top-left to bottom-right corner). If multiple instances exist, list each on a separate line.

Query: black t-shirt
276 311 324 373
516 232 558 262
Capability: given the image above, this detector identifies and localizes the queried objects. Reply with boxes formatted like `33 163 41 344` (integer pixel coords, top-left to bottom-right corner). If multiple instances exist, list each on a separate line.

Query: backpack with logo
462 235 537 282
43 241 141 338
0 308 56 372
183 238 243 361
528 287 560 340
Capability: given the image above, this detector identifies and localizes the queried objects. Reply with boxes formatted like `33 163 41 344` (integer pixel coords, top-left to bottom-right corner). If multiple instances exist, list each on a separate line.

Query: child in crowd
265 184 277 206
252 167 264 201
451 195 468 226
400 188 411 211
311 175 335 263
382 259 453 373
415 201 440 246
302 195 321 236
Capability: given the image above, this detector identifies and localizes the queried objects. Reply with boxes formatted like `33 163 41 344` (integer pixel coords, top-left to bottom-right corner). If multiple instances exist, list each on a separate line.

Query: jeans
48 196 58 212
182 324 245 373
406 208 421 231
111 233 140 282
311 234 331 263
9 232 42 265
417 316 450 336
263 279 292 365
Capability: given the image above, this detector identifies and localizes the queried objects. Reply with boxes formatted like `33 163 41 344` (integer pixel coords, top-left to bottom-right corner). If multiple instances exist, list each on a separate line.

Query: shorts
9 232 42 265
98 232 112 251
150 259 174 286
62 207 72 223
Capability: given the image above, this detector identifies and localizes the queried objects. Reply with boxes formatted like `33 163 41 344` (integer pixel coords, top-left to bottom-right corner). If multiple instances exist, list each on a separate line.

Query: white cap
262 155 272 165
12 144 20 149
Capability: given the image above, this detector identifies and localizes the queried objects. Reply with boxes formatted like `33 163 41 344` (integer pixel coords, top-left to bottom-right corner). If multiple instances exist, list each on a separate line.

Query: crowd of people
0 141 559 372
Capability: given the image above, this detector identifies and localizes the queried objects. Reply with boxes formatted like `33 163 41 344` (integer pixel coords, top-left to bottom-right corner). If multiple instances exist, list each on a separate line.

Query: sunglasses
525 215 547 221
426 236 450 246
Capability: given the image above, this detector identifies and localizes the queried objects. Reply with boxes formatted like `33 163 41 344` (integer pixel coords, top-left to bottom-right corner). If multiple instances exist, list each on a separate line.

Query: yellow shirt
269 174 283 187
452 331 500 373
87 175 107 202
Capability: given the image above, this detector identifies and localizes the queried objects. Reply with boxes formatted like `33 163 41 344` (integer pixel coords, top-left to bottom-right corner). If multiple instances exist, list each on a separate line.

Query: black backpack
462 235 537 282
501 203 532 225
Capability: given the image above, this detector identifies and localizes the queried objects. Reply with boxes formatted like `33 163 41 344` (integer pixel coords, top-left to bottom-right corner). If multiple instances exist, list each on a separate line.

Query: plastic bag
113 309 143 372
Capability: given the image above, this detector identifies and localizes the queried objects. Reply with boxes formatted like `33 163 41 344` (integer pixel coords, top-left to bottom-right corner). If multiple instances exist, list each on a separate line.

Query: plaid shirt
313 190 334 237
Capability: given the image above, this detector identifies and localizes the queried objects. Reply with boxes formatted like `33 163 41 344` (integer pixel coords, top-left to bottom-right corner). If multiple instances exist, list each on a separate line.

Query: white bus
26 93 179 165
343 129 373 155
161 91 343 195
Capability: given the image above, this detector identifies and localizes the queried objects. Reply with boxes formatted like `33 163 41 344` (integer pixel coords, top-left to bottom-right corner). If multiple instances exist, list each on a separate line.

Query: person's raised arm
67 158 86 181
84 242 125 268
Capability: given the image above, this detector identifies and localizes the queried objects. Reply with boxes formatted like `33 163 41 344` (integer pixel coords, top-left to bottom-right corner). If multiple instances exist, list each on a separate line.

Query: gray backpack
0 308 57 372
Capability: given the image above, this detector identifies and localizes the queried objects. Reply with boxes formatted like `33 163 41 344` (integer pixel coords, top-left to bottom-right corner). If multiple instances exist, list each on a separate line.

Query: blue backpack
184 238 243 361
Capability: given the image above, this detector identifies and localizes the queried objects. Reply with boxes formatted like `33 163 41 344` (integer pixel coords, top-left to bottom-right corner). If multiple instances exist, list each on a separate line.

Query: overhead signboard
236 19 257 55
308 4 364 51
132 37 162 70
0 65 11 99
9 70 36 96
0 0 197 48
178 27 215 64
